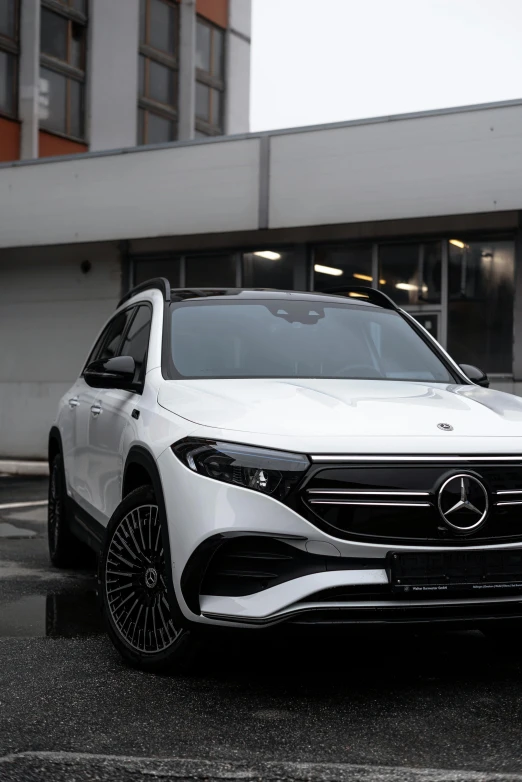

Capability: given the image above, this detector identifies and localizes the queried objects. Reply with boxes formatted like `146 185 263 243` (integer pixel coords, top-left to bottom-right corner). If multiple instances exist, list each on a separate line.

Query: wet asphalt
1 478 522 782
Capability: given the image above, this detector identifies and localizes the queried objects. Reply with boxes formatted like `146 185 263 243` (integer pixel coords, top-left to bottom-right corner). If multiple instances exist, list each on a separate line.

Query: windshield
167 300 454 382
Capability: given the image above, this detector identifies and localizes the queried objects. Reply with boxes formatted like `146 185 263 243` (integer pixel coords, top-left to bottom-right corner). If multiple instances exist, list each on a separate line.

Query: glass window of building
0 0 19 118
243 249 295 289
138 0 178 145
134 257 182 287
313 245 373 292
379 243 442 307
447 239 515 374
195 17 224 136
39 0 87 139
185 254 236 287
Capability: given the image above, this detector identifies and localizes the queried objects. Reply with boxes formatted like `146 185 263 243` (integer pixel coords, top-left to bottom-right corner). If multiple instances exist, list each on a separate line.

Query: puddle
0 591 105 638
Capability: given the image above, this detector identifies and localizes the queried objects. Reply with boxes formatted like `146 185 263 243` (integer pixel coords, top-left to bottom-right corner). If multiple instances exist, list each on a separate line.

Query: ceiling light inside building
314 264 343 276
353 273 373 282
395 283 418 291
449 239 466 249
253 251 281 261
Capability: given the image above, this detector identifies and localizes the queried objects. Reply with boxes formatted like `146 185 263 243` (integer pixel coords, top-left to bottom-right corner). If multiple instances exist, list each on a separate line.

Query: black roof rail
318 286 398 311
118 277 171 307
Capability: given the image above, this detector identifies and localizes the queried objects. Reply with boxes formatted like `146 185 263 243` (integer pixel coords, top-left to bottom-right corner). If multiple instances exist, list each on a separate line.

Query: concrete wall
269 102 522 229
0 138 261 248
88 0 140 152
0 243 120 458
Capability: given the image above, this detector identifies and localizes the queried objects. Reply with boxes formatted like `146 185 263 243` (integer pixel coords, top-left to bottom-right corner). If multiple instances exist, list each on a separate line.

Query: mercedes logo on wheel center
437 474 489 533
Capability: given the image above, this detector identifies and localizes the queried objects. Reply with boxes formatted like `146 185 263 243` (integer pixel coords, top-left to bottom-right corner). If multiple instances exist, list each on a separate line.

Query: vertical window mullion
66 76 71 135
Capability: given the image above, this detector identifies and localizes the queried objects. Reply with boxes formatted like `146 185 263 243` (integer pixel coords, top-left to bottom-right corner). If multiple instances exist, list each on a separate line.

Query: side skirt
67 497 105 555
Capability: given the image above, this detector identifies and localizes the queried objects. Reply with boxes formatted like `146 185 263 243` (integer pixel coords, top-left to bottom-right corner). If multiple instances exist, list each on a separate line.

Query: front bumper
157 448 522 628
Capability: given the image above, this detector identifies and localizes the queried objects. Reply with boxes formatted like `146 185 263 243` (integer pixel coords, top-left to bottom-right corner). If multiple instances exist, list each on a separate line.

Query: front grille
299 460 522 546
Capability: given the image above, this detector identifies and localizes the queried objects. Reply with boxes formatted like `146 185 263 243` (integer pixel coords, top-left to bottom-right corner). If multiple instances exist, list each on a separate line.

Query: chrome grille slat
311 455 522 463
307 489 430 496
309 500 431 508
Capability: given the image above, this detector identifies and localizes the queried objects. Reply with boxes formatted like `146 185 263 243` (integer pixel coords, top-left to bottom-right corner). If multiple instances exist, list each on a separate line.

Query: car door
87 304 153 524
72 308 135 520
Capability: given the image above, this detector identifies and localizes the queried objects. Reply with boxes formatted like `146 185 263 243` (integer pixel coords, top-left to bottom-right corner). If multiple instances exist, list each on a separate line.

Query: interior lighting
314 264 343 276
253 251 281 261
449 239 466 249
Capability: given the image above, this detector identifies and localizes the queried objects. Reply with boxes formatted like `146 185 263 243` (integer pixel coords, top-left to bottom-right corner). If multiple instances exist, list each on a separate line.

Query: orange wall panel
0 117 20 162
196 0 228 28
39 131 88 158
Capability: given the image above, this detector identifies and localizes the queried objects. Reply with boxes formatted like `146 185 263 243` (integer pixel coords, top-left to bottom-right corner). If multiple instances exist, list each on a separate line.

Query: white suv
48 279 522 670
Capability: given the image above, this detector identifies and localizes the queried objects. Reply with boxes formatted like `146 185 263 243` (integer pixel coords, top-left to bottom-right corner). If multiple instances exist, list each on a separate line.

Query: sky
250 0 522 132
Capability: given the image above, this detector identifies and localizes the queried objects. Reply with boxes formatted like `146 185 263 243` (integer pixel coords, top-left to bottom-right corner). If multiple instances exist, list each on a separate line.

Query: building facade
1 99 522 458
0 0 251 162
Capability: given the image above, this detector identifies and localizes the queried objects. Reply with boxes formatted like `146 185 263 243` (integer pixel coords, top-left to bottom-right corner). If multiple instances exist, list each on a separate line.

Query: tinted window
185 255 236 287
120 306 152 382
168 301 453 382
89 310 135 366
447 239 514 373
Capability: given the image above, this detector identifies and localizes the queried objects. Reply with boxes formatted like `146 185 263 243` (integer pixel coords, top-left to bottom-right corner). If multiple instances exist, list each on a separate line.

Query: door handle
68 396 80 409
90 404 102 418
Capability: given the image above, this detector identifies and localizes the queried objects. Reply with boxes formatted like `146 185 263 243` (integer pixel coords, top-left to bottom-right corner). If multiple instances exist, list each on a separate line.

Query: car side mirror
459 363 489 388
84 355 137 390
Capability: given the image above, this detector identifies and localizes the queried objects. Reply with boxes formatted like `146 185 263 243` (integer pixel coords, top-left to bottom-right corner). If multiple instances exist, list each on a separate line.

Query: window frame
138 0 179 145
0 0 20 120
195 15 225 137
40 0 88 141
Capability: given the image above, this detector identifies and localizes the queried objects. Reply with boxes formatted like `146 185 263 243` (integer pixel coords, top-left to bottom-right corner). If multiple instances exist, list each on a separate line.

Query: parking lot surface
1 477 522 782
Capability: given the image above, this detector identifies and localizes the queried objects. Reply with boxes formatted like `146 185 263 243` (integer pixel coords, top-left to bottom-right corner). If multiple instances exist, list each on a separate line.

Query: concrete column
18 0 40 159
225 0 251 135
178 0 196 141
88 0 140 151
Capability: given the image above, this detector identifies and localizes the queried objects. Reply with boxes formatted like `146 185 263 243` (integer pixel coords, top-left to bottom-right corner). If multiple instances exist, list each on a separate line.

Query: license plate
389 550 522 594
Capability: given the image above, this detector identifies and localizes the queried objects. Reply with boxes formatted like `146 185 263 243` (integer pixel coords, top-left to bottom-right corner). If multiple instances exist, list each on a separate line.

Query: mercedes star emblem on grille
437 474 489 534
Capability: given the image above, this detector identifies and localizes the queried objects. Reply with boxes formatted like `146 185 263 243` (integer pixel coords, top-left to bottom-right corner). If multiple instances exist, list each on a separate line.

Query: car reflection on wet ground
2 477 522 782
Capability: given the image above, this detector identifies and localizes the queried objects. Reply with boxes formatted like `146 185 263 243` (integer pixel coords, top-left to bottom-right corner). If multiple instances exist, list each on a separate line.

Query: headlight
172 439 310 500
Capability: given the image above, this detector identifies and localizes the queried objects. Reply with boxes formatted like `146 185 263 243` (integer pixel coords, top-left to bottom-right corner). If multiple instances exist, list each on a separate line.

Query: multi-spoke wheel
48 453 93 569
99 485 195 671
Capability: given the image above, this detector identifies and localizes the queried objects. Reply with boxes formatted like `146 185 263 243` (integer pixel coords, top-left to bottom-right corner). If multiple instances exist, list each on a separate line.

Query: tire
48 453 94 569
98 485 197 673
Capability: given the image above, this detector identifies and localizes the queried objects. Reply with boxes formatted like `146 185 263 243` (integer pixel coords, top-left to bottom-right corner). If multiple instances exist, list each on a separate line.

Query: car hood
157 378 522 441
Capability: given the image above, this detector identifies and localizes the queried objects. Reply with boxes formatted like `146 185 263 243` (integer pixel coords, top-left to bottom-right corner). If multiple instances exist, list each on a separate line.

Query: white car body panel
51 287 522 630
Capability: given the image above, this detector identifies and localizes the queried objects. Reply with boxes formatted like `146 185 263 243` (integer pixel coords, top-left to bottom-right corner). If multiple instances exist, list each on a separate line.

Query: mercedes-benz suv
48 279 522 670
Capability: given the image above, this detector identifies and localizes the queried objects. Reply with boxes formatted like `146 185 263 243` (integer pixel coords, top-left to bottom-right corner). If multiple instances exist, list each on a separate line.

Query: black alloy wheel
99 485 196 671
48 453 93 568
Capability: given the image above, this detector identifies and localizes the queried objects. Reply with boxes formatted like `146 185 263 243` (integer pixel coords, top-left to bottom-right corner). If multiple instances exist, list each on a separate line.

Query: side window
120 305 152 383
84 309 135 370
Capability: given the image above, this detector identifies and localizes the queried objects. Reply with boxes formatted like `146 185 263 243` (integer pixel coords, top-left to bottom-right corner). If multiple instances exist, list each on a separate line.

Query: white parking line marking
0 500 48 511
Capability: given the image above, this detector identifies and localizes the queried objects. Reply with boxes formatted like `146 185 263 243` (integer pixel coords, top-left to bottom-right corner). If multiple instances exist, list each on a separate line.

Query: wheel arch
122 446 165 507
